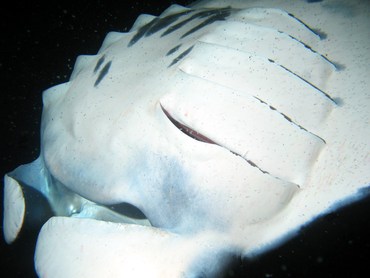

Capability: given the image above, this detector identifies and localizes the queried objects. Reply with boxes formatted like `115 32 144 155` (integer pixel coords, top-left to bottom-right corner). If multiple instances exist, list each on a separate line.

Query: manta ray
3 0 370 277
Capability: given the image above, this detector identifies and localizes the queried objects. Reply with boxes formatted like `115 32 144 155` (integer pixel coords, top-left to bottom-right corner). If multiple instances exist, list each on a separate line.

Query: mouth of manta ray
70 200 152 227
160 104 216 144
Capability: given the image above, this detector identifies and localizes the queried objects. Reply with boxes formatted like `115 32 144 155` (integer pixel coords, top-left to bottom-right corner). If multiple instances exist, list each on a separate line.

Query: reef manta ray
3 0 370 277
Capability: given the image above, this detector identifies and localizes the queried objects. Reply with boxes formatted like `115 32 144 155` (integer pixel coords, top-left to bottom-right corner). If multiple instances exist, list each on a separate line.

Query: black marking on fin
145 11 192 37
253 96 326 144
166 44 182 56
189 7 233 21
161 7 232 37
168 45 194 67
185 7 232 21
94 55 106 74
161 15 197 37
161 10 219 38
128 11 191 47
94 61 112 87
181 8 232 39
128 18 160 47
287 13 327 39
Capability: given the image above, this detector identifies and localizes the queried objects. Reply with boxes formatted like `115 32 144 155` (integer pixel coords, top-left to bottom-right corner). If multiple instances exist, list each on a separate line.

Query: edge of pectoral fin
3 175 25 243
3 156 53 243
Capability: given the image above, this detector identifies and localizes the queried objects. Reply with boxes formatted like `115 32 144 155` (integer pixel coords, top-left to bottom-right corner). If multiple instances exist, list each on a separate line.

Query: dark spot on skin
288 13 327 39
287 34 342 70
128 18 160 47
311 28 327 39
161 16 197 37
166 44 182 56
161 7 232 37
94 61 112 87
333 97 344 106
181 8 232 39
128 10 191 47
94 55 105 74
168 45 194 67
145 10 192 37
332 62 345 71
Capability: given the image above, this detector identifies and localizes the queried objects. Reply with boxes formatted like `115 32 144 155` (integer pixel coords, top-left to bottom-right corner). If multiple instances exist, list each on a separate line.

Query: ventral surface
2 0 370 277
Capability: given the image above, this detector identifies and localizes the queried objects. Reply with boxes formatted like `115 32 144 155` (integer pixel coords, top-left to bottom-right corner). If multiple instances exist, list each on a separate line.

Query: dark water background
1 0 370 277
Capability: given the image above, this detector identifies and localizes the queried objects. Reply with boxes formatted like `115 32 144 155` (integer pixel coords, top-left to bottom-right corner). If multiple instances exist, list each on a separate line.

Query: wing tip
3 175 26 244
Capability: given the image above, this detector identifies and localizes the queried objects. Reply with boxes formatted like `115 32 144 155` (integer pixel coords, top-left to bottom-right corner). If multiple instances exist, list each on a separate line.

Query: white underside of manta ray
3 0 370 277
